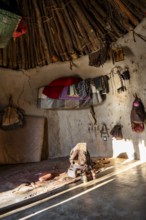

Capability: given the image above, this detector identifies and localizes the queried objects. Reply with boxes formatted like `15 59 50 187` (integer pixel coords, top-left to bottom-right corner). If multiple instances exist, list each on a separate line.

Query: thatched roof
0 0 146 70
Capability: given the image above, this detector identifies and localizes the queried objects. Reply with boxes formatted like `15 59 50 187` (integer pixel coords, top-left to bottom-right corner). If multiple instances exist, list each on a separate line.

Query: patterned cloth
38 75 108 109
75 79 91 99
67 85 79 97
93 75 109 94
37 86 103 109
59 86 80 100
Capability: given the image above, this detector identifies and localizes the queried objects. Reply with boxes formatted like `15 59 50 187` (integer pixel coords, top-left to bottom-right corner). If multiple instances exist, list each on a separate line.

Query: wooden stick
126 0 146 12
122 0 144 20
90 0 124 38
70 0 101 51
0 49 3 66
17 39 22 69
2 47 8 67
6 40 12 69
32 0 51 64
54 1 74 54
109 0 139 26
66 2 96 53
39 0 55 59
44 1 61 58
46 0 67 61
61 1 82 52
49 0 69 61
11 39 17 69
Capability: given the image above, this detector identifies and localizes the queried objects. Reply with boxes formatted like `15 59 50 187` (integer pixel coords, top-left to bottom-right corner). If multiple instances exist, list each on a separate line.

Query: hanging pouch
130 94 145 133
111 43 124 64
110 124 123 140
1 96 25 130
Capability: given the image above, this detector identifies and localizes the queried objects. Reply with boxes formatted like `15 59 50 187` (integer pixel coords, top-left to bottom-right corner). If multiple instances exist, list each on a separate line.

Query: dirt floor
1 157 146 220
0 157 110 211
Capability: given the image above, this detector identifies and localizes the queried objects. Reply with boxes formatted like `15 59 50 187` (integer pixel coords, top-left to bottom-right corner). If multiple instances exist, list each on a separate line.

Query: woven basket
0 8 21 48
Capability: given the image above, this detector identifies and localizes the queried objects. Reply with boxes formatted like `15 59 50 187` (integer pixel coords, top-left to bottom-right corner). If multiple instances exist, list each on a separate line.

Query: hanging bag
130 94 145 133
0 96 25 130
110 124 123 140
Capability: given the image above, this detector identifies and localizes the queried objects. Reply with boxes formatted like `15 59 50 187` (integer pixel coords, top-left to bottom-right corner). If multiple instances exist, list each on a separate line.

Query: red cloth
13 18 27 39
43 77 82 99
131 123 144 133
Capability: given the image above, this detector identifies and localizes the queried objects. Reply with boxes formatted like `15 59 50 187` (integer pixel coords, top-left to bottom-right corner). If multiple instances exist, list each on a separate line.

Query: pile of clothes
38 76 109 109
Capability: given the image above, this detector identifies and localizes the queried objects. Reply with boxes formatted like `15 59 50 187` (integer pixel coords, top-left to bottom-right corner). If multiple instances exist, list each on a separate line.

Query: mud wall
0 18 146 161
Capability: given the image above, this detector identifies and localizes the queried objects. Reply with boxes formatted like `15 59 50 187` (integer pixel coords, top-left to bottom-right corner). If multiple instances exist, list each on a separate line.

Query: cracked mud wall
0 18 146 161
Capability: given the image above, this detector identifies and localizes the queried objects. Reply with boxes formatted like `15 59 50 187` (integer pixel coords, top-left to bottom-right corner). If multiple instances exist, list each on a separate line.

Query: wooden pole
61 1 83 53
109 0 139 26
0 49 3 67
2 47 8 67
32 0 51 64
121 0 144 20
70 0 101 51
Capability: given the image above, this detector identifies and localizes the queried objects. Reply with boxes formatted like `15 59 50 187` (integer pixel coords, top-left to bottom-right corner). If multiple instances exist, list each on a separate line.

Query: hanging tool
116 67 127 93
88 105 98 132
100 123 109 141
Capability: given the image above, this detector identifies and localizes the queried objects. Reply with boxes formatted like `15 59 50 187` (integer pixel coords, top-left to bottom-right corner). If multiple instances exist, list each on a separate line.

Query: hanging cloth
43 77 82 99
13 18 27 40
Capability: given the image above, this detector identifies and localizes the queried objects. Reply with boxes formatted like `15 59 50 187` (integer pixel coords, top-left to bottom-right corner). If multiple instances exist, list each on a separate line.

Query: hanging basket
0 8 21 48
